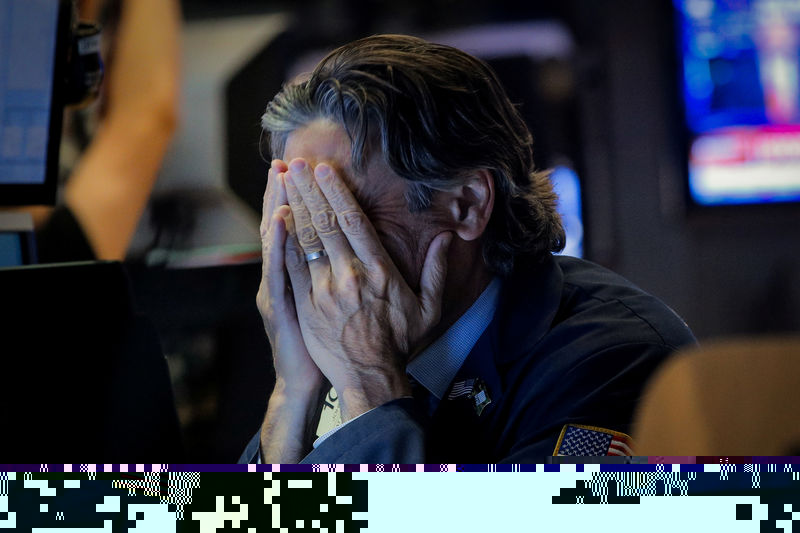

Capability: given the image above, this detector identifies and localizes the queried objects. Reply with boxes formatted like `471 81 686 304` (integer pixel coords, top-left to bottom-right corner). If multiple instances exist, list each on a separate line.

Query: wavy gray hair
262 34 565 275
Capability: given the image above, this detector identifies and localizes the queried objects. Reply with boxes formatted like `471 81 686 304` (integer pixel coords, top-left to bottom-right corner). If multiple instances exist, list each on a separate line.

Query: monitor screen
0 0 68 205
551 165 584 258
0 211 36 265
675 0 800 206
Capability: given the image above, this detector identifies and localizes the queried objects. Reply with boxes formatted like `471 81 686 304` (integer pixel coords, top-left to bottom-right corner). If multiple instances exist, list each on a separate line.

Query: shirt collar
406 277 502 399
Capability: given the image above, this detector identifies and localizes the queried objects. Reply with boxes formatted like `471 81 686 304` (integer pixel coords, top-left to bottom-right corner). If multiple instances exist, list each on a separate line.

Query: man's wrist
336 369 412 421
272 376 325 402
260 378 328 463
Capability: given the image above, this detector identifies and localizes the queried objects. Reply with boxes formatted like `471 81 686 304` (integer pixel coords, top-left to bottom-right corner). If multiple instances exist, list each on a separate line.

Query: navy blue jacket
239 255 696 463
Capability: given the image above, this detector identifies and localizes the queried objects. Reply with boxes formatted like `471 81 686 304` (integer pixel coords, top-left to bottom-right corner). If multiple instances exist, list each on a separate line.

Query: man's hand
257 159 327 463
258 159 325 393
282 158 453 421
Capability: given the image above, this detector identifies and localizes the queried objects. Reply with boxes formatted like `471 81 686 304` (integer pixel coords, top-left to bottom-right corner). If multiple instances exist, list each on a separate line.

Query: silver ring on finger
304 249 328 263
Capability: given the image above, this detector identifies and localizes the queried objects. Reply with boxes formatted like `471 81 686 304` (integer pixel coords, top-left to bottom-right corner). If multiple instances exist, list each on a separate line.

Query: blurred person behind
633 337 800 456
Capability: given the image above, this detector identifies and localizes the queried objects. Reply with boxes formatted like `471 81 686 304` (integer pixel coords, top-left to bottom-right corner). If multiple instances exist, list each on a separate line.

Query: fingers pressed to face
312 162 386 267
284 165 330 296
262 159 289 238
261 161 287 289
286 159 356 277
280 205 312 299
285 167 324 254
264 211 289 307
261 160 292 305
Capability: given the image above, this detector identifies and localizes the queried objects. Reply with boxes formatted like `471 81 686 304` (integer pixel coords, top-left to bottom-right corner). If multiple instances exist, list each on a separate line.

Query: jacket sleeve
300 398 427 464
496 341 681 462
238 430 261 464
237 398 427 464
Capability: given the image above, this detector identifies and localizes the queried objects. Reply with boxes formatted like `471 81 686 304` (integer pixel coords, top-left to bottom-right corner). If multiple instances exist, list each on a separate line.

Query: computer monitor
675 0 800 206
0 260 184 461
0 211 36 266
0 0 71 206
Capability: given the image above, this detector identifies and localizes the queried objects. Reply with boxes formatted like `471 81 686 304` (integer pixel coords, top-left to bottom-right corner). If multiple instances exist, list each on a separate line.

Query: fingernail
271 159 288 173
315 164 331 181
289 159 307 172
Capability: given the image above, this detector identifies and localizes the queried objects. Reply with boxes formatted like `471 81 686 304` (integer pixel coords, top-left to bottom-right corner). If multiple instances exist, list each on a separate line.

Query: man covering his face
240 34 696 464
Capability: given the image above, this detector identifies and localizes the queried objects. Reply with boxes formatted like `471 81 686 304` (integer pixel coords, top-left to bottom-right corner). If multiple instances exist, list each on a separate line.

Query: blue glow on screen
0 232 23 267
676 0 800 206
0 0 60 185
551 165 583 258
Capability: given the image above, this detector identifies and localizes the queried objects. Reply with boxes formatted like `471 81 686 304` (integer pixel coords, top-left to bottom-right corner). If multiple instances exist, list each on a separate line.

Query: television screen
676 0 800 205
0 0 67 205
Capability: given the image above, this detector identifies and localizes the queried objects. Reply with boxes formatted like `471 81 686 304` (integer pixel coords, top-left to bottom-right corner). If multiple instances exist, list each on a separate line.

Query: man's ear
439 169 494 242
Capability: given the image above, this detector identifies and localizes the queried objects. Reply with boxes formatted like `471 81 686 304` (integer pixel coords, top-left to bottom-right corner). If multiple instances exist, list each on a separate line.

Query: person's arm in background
77 0 104 21
64 0 181 260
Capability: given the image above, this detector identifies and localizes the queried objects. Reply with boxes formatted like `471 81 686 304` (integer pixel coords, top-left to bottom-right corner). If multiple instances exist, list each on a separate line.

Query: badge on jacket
553 424 635 456
447 378 492 416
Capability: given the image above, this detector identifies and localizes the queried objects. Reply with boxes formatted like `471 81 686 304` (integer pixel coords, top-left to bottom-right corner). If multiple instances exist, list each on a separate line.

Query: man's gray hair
262 34 565 275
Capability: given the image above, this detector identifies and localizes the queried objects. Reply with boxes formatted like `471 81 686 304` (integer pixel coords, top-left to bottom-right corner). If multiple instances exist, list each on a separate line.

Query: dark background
120 0 800 461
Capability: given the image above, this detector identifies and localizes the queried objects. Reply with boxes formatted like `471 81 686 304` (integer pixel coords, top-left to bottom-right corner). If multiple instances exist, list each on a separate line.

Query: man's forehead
283 119 352 167
283 120 399 207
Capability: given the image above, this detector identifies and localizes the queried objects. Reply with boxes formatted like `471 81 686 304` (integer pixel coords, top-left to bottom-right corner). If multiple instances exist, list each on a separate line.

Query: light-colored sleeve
311 408 373 448
301 398 426 464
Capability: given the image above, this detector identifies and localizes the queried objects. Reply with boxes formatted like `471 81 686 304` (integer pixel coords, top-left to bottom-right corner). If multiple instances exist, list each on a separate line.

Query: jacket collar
492 255 564 366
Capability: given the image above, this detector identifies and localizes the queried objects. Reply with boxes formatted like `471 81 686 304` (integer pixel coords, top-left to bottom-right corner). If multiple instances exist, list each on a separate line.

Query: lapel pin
447 378 492 416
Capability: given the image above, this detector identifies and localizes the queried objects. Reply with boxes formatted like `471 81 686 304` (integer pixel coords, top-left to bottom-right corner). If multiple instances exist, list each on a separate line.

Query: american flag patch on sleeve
553 424 635 456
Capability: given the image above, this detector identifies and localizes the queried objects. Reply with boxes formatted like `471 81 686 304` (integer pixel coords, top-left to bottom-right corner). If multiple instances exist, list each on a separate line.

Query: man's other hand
257 159 328 463
258 159 325 394
282 158 453 421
